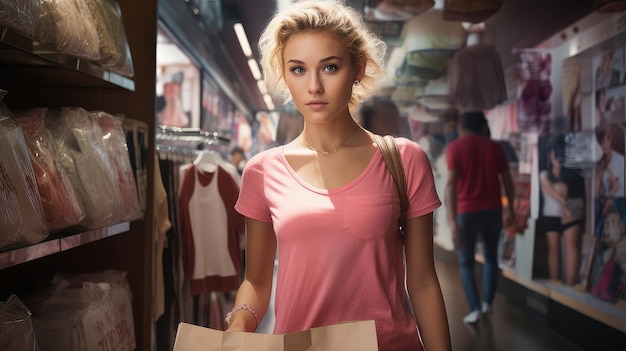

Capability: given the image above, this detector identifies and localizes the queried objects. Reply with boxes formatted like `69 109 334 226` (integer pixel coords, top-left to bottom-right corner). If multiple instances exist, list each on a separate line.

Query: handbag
374 134 408 234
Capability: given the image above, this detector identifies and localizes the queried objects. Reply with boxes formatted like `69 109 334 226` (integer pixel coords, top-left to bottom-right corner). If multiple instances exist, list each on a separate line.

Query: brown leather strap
374 134 408 233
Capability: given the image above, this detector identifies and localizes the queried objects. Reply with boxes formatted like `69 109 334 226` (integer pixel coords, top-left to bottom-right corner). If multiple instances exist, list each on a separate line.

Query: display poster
562 60 582 132
533 135 588 288
155 29 201 129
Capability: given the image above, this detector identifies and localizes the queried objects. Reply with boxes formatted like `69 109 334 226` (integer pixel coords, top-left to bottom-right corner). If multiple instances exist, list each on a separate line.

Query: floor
435 258 584 351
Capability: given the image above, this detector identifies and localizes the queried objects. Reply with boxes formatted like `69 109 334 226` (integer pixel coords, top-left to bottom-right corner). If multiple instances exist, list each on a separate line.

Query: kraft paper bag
173 320 379 351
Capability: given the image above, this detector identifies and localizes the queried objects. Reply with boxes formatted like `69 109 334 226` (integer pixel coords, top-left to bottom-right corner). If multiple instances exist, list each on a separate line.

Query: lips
306 100 327 110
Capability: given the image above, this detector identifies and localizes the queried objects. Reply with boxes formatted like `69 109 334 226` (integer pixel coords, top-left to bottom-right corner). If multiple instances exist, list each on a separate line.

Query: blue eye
290 66 305 74
323 64 337 73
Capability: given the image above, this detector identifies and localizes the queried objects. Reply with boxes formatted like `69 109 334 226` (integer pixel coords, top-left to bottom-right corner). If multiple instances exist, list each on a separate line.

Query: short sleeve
397 138 442 219
234 152 273 222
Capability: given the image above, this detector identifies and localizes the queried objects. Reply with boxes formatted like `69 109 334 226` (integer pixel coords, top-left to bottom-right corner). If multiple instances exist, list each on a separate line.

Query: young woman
225 2 451 350
539 146 583 285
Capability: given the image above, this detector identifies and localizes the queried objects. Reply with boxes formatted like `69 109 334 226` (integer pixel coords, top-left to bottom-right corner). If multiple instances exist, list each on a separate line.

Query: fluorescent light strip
234 23 253 57
257 80 268 94
247 58 262 80
263 94 275 111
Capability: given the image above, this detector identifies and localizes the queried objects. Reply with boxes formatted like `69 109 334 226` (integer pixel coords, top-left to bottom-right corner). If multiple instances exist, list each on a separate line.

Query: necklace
303 126 359 155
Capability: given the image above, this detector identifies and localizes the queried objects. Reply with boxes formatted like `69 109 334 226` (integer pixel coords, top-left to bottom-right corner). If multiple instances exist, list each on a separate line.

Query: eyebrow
287 56 344 64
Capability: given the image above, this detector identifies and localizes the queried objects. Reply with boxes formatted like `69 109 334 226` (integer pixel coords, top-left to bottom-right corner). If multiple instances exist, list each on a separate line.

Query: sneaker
481 302 492 315
463 310 480 324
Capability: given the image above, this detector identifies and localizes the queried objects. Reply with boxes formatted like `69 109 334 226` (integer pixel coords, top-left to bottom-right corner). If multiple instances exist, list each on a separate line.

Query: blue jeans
456 208 503 311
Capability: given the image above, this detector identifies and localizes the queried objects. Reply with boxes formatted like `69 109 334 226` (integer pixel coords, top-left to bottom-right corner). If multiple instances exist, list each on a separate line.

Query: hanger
193 150 221 173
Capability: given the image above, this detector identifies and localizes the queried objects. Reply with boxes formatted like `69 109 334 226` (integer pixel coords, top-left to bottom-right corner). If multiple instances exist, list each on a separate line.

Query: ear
354 57 366 82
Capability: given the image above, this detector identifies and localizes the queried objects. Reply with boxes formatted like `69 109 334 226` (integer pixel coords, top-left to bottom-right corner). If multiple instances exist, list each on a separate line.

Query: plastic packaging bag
13 108 85 232
0 113 48 249
36 0 101 61
0 0 39 38
29 270 136 351
0 294 39 351
84 0 134 77
92 111 141 221
45 107 123 229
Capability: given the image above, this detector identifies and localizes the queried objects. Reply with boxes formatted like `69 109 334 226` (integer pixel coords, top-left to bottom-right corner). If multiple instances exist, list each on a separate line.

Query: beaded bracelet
225 303 259 328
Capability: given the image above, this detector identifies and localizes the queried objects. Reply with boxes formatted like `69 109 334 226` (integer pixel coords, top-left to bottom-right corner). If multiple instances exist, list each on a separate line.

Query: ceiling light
257 80 267 94
263 94 275 110
234 22 253 57
248 58 262 80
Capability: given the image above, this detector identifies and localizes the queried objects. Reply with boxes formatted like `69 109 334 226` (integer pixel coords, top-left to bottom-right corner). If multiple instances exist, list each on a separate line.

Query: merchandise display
84 0 135 77
45 107 124 229
0 0 37 38
0 294 39 351
93 111 142 221
29 269 136 351
36 0 101 61
0 114 48 249
0 0 152 348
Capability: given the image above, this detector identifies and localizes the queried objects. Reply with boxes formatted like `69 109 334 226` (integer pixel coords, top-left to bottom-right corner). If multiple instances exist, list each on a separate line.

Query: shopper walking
225 1 451 350
445 111 516 324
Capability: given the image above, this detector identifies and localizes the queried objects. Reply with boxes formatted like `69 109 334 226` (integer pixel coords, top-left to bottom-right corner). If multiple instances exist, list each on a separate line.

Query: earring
353 80 360 86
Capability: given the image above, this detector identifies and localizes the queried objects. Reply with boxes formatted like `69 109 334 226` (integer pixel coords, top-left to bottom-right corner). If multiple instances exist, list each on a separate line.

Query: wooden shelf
0 26 134 91
0 222 130 270
473 252 626 334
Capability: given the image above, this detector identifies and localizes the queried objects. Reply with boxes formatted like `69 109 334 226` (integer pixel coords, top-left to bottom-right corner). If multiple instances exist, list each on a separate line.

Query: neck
302 123 360 155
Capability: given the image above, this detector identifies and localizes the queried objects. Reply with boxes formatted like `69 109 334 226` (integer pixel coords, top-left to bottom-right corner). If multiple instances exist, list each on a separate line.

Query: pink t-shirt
235 137 441 351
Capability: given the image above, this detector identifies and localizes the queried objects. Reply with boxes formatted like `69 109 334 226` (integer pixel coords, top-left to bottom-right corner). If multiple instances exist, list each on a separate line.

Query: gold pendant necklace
303 126 359 155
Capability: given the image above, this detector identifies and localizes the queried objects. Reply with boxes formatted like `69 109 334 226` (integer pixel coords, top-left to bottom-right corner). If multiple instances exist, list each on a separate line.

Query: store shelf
486 254 626 335
0 26 134 91
0 222 130 270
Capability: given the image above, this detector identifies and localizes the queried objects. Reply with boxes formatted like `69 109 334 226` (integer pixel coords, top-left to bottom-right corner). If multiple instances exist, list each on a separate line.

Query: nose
307 72 323 94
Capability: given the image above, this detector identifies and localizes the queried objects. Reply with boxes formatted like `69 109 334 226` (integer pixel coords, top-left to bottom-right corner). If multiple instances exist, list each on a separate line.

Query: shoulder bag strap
374 134 408 233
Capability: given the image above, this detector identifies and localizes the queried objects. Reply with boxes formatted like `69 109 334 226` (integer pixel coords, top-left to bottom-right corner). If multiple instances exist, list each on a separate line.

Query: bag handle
374 134 408 234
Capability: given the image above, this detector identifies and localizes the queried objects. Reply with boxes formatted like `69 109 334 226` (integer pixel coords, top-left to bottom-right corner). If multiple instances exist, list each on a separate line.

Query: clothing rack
156 125 230 160
157 125 230 144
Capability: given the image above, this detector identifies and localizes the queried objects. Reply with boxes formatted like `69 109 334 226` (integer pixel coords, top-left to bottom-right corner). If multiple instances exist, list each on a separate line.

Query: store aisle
435 258 583 351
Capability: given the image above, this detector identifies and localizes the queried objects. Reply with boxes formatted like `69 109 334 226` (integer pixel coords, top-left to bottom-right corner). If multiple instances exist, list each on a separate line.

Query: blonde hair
259 0 386 109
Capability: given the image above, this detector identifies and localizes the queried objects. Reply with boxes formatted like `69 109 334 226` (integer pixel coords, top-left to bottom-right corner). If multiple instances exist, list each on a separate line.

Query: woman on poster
539 136 584 285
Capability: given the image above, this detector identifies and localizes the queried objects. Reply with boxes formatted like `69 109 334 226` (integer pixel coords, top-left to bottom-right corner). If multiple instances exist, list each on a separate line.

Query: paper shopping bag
173 320 379 351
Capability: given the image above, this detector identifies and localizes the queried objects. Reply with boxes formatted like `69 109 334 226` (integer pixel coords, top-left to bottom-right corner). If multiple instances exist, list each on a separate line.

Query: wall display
233 111 252 156
589 43 626 305
562 60 583 132
251 111 279 155
156 29 201 129
516 51 553 135
533 135 588 288
200 74 239 155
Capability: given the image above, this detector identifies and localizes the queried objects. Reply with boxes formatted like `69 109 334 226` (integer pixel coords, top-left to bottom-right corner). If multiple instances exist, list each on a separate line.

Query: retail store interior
1 0 626 350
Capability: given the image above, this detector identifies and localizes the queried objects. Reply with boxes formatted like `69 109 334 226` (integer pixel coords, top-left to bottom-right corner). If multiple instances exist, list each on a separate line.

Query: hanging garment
443 0 504 23
516 51 552 134
178 163 243 295
153 155 171 321
448 44 507 112
13 108 85 232
123 118 148 217
0 115 48 249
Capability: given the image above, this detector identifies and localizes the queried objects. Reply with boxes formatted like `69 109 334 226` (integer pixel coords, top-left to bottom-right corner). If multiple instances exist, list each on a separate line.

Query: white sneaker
463 310 480 324
481 302 492 315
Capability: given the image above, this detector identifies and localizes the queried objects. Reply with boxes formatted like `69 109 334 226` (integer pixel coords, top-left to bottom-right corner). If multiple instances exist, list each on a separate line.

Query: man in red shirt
445 111 516 324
